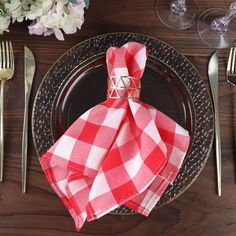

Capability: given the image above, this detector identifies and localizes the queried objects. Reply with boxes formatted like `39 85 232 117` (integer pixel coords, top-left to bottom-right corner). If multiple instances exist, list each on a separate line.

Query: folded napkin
40 42 190 232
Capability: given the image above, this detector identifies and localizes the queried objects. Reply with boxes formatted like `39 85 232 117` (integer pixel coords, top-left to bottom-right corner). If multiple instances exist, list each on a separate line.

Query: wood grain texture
0 0 236 235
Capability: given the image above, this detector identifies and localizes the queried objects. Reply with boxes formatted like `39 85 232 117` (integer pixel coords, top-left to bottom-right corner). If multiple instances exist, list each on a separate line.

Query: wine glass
197 1 236 49
156 0 198 30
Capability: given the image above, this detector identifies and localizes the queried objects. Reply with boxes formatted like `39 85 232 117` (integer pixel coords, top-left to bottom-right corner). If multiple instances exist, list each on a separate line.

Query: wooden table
0 1 236 235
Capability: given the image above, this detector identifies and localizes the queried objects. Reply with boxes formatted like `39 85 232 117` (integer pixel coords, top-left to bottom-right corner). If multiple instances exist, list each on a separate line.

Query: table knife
22 46 36 193
208 51 221 196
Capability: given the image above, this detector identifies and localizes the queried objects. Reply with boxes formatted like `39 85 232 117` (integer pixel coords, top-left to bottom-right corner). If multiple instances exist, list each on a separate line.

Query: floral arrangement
0 0 90 40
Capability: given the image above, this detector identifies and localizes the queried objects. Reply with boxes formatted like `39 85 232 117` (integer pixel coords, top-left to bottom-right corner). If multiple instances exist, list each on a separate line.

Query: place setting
0 0 236 234
32 32 213 215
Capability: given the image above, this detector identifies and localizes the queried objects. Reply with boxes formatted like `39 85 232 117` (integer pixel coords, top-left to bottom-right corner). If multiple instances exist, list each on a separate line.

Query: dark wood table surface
1 1 236 235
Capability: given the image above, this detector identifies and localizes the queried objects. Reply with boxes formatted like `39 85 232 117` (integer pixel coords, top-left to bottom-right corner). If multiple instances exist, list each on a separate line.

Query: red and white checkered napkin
39 42 190 232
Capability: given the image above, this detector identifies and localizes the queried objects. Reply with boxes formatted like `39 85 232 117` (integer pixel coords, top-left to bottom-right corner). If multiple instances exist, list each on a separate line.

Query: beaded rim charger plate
32 33 214 215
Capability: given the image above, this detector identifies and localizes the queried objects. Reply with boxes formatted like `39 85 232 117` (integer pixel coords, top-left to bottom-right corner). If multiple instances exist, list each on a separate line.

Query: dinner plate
32 32 214 214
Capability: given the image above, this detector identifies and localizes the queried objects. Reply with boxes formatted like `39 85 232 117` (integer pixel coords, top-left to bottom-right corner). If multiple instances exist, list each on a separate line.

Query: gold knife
22 46 36 193
208 51 221 196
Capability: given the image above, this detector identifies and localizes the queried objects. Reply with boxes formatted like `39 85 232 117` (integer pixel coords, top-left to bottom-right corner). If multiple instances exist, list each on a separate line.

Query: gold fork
0 41 14 182
227 47 236 86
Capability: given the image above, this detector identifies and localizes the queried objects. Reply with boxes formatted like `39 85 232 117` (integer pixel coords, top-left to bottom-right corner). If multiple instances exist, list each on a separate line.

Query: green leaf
84 0 90 9
0 9 5 18
69 0 90 8
69 0 78 4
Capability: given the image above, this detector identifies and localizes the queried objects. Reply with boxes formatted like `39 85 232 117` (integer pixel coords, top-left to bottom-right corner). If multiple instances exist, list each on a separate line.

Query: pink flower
27 1 87 40
28 17 64 41
28 18 51 35
68 0 85 16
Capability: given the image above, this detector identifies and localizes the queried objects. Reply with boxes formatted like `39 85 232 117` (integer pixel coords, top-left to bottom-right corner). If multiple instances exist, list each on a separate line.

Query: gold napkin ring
107 75 141 99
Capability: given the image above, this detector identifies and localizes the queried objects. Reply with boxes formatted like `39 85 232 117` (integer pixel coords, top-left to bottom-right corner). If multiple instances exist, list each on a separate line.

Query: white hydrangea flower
4 0 22 22
25 3 43 20
0 14 11 34
0 0 88 40
42 0 54 12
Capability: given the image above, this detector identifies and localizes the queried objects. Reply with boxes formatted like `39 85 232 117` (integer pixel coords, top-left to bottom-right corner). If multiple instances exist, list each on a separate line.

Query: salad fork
0 41 14 182
227 47 236 86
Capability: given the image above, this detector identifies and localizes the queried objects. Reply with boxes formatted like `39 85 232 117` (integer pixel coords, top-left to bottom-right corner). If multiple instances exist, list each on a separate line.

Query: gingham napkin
39 42 190 232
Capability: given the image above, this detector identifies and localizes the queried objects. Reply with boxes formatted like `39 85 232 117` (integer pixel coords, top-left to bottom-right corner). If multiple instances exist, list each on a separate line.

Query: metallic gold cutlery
0 41 14 182
22 46 36 193
208 51 221 196
227 47 236 86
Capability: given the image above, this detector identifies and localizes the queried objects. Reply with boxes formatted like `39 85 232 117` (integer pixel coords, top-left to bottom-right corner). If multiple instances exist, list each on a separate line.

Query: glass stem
170 0 187 16
211 1 236 33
